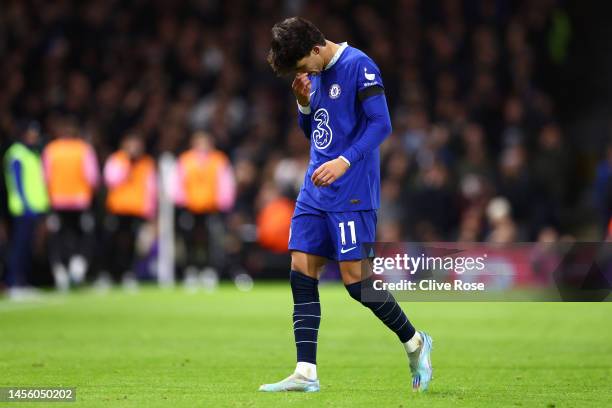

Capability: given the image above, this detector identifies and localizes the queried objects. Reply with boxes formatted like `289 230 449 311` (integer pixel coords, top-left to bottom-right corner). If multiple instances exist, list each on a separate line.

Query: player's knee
290 255 306 275
290 251 323 279
342 266 365 301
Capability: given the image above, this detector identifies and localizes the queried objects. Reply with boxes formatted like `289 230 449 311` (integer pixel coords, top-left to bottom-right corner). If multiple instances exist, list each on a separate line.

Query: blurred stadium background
2 0 612 294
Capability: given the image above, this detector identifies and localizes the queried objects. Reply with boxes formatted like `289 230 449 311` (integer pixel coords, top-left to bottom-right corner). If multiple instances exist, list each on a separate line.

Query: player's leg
48 211 69 291
339 260 433 391
289 251 326 378
259 204 331 392
332 210 433 392
66 211 88 285
339 259 417 344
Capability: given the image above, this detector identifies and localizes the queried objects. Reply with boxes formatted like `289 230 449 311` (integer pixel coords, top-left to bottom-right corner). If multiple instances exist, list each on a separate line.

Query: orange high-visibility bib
179 150 228 214
45 139 94 207
257 198 295 253
106 152 155 218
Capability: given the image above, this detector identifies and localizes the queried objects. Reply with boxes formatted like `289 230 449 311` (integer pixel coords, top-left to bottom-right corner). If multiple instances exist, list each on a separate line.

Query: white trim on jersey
324 42 348 71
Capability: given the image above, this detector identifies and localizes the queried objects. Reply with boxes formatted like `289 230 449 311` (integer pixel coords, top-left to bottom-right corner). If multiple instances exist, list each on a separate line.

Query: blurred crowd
1 0 607 292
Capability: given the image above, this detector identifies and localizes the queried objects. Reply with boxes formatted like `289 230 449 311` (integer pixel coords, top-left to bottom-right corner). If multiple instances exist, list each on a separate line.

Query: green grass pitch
1 283 611 407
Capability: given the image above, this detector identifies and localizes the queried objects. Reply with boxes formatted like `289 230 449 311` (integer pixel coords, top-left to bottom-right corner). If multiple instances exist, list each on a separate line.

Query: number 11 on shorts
338 221 356 245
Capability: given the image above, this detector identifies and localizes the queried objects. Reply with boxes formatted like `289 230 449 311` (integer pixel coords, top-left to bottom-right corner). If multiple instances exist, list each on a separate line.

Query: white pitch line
0 297 66 313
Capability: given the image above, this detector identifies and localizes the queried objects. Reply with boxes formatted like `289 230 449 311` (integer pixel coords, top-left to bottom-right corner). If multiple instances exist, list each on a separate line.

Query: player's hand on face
311 158 350 187
292 73 311 107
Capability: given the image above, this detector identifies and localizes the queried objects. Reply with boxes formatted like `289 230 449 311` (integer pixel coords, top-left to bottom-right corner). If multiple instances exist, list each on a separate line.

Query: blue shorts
288 201 377 261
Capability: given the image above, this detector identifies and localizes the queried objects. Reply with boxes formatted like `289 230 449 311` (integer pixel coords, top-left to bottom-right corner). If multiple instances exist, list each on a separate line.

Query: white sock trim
295 361 317 381
403 331 422 354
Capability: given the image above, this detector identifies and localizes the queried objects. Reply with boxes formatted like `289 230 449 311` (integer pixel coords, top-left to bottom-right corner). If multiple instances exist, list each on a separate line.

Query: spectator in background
43 117 99 290
103 134 156 286
406 160 458 240
486 196 518 243
457 123 494 181
3 122 49 298
256 182 294 254
496 144 532 230
0 140 10 289
501 96 527 147
173 130 235 285
594 141 612 237
531 123 568 231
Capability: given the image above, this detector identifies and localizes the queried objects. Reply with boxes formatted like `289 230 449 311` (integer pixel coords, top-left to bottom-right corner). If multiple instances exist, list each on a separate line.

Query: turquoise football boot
411 331 433 392
259 373 320 392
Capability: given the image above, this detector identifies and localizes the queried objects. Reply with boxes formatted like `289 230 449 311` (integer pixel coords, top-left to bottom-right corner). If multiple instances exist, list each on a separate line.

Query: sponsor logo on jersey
312 108 333 150
364 67 376 81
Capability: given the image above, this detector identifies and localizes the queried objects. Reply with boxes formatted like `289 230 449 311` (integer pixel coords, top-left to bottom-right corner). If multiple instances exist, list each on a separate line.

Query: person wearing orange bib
173 131 235 285
42 118 99 290
103 134 156 285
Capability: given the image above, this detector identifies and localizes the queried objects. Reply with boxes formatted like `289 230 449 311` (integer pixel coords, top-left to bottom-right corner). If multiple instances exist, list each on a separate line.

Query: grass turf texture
1 283 611 407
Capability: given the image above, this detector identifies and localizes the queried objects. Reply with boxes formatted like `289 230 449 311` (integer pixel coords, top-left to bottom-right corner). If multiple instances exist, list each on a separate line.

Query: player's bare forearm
311 157 349 187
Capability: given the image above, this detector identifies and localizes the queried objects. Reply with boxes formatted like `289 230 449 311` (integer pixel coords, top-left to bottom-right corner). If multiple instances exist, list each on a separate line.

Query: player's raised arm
292 73 311 107
292 73 313 138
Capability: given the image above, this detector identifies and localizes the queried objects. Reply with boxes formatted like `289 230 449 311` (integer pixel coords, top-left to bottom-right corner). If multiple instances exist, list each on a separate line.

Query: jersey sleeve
355 57 385 101
339 56 391 165
297 104 312 139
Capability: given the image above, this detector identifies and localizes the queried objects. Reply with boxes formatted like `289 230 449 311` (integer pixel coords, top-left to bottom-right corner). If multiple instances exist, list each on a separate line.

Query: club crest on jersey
329 83 341 99
312 108 333 150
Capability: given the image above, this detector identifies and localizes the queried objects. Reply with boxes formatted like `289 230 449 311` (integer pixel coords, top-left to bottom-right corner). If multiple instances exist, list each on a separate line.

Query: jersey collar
324 42 348 71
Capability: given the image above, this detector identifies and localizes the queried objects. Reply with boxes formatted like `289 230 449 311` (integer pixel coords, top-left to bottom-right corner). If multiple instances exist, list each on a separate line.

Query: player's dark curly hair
268 17 326 76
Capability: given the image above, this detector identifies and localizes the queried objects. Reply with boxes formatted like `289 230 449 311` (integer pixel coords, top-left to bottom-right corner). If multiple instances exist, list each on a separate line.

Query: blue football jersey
296 43 386 212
